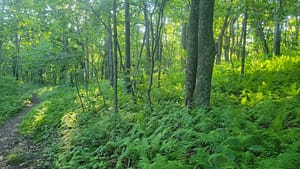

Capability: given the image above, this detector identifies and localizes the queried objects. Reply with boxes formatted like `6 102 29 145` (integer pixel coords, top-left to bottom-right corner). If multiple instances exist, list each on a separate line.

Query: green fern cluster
19 55 300 168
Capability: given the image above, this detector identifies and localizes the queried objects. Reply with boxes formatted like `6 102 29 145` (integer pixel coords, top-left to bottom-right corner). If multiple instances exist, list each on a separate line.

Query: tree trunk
181 22 188 49
154 1 166 88
113 0 118 115
273 0 282 56
84 14 90 83
157 35 163 88
146 0 166 112
241 1 248 77
143 0 153 111
85 36 89 91
185 0 199 108
143 1 151 64
294 16 299 47
237 20 244 60
124 0 132 93
0 40 2 74
216 15 229 64
256 20 269 55
106 18 114 86
229 17 237 61
224 33 230 62
193 0 216 110
13 33 20 80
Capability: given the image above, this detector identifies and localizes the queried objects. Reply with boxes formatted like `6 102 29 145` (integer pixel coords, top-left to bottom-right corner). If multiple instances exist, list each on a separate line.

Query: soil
0 95 47 169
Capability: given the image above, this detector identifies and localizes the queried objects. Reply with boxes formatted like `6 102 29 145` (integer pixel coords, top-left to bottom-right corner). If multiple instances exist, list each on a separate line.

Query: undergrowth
0 76 37 126
20 55 300 169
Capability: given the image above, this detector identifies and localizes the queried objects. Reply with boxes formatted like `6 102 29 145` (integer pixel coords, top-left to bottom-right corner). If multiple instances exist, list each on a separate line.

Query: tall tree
294 15 299 47
255 20 270 55
185 0 216 110
12 33 20 80
106 16 114 86
273 0 282 56
113 0 118 115
185 0 199 108
241 0 248 77
193 0 216 109
216 15 229 64
124 0 132 93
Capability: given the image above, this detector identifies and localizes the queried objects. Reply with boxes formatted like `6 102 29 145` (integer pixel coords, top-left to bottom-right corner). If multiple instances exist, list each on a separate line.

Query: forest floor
0 95 45 169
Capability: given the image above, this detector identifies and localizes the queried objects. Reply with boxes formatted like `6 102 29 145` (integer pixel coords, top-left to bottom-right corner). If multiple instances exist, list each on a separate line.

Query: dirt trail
0 95 45 169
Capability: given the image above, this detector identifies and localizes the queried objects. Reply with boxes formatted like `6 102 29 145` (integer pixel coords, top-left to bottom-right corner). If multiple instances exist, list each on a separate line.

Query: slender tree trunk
92 63 107 108
124 0 132 93
143 1 151 64
0 40 2 75
85 36 89 91
273 0 282 56
74 66 85 112
146 0 166 111
154 1 166 89
216 15 229 64
283 21 288 47
229 17 236 61
181 22 188 49
84 14 90 83
38 68 43 84
256 20 269 55
143 0 153 111
156 1 166 88
193 0 216 110
157 35 163 88
241 1 248 77
113 0 118 115
13 33 20 80
237 21 244 60
185 0 199 108
106 18 114 86
294 16 299 47
229 18 236 74
224 33 230 62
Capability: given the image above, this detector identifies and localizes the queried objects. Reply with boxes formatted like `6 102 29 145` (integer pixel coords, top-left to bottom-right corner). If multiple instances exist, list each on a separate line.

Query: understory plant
20 55 300 168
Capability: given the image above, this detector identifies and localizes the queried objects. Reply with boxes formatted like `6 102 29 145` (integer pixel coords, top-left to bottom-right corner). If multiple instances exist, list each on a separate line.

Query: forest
0 0 299 168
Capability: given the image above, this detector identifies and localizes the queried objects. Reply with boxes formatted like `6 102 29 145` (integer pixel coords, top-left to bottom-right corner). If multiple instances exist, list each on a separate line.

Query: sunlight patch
60 112 78 150
33 107 47 124
38 87 54 96
61 111 77 129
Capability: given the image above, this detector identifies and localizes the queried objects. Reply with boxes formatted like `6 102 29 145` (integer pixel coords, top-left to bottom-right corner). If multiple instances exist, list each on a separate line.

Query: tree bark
294 16 299 47
146 0 167 112
113 0 118 115
256 20 269 55
273 0 282 56
181 22 188 49
84 15 90 83
216 15 229 64
124 0 132 93
229 17 237 62
224 33 230 62
157 35 163 88
241 1 248 77
193 0 216 110
143 1 151 64
185 0 199 108
85 36 89 91
105 17 114 86
13 33 20 80
143 0 154 111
